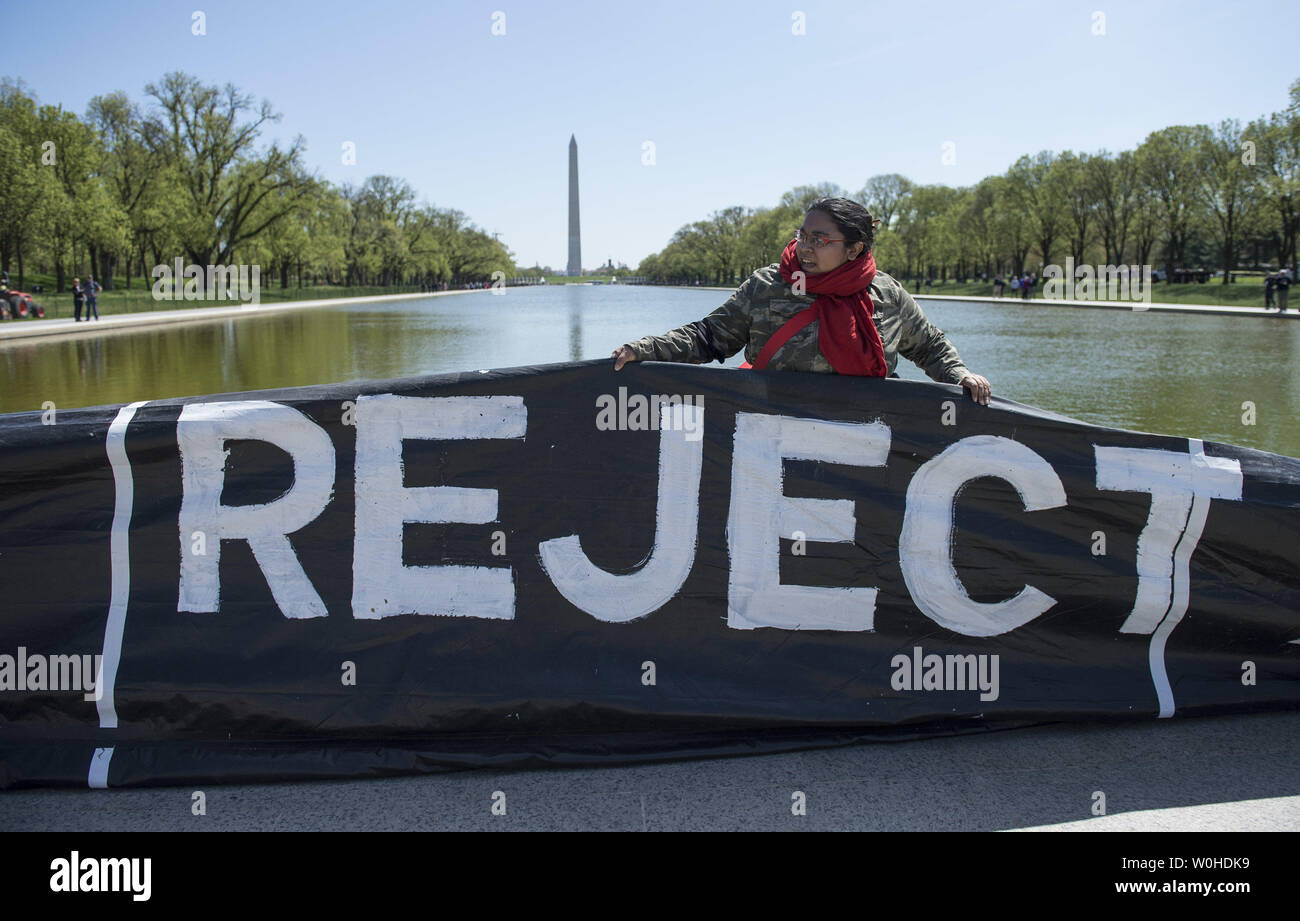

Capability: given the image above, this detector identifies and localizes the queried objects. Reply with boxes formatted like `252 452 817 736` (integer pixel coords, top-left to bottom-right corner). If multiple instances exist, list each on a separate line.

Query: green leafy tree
1194 119 1262 283
1086 150 1140 265
140 71 310 266
1137 126 1207 278
0 79 56 287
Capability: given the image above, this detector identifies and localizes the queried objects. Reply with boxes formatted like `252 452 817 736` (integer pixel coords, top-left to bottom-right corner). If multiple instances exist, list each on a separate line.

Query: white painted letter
727 413 890 631
178 401 335 618
900 435 1067 636
352 395 526 619
540 402 703 622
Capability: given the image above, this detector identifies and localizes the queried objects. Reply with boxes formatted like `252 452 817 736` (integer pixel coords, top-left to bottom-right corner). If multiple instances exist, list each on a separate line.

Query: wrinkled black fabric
0 360 1296 789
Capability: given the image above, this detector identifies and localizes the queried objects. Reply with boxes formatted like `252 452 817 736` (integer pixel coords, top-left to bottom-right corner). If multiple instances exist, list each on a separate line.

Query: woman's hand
960 373 992 406
611 345 638 371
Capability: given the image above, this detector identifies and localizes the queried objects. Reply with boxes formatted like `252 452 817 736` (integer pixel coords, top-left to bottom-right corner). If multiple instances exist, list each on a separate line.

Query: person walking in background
85 275 101 320
993 273 1005 297
1020 273 1030 300
1275 268 1291 313
1265 273 1277 309
72 277 85 321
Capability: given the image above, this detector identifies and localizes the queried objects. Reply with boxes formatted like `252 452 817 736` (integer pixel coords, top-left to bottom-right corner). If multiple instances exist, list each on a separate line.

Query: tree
140 72 310 266
1007 151 1066 269
858 173 911 232
1195 119 1262 283
1252 92 1300 274
695 206 751 285
86 90 166 288
0 79 55 287
988 175 1032 273
1055 151 1097 265
1087 150 1140 265
1137 126 1206 278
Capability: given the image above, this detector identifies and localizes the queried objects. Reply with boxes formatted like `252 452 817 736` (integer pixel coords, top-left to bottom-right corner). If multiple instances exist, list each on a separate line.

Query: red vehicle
0 283 46 319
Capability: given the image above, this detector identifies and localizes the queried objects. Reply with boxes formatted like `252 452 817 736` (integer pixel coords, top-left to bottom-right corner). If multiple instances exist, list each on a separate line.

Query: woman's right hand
611 345 638 371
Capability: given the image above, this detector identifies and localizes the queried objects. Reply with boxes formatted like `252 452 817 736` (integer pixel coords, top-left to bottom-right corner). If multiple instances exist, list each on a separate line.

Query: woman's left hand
960 373 992 406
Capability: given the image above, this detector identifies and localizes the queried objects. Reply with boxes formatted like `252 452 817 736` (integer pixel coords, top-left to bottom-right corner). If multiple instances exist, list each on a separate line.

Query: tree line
0 72 515 292
638 79 1300 288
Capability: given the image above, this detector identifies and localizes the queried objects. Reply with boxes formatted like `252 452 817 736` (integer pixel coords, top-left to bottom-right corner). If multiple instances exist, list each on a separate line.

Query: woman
611 197 992 405
72 277 85 323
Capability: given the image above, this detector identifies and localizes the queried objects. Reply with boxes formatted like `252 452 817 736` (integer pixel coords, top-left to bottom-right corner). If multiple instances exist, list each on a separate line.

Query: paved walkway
917 292 1297 319
3 711 1295 831
0 289 482 343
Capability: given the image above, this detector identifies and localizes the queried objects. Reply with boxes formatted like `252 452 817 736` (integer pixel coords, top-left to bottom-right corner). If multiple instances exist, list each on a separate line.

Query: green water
2 286 1297 457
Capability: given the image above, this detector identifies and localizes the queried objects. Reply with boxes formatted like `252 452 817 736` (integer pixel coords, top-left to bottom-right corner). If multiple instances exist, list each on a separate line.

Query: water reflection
566 284 583 362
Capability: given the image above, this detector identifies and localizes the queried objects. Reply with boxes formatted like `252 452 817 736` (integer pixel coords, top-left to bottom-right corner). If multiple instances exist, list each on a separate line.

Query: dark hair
806 197 878 257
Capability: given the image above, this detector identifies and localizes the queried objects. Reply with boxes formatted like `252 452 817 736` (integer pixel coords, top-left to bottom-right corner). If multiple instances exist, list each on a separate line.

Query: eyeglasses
794 229 845 249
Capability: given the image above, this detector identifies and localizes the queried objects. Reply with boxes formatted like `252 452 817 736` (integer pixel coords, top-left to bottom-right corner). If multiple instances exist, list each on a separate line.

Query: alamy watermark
1042 257 1151 304
595 386 704 441
0 647 104 700
890 645 1000 701
151 259 261 304
49 851 151 901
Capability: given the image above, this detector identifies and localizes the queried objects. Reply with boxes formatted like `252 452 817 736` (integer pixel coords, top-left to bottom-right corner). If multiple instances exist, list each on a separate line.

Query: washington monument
567 134 581 276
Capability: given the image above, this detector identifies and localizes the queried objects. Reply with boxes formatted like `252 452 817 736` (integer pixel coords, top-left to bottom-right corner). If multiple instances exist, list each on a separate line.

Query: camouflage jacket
626 264 971 383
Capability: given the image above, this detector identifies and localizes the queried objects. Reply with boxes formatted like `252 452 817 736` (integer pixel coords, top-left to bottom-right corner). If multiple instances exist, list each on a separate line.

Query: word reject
171 394 1242 638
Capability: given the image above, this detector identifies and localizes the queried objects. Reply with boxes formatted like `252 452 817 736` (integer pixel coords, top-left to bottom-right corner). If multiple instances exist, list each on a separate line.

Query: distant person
1276 269 1291 313
1265 273 1276 309
924 276 933 291
85 274 102 320
610 196 992 405
72 276 85 322
1020 273 1032 300
993 274 1005 297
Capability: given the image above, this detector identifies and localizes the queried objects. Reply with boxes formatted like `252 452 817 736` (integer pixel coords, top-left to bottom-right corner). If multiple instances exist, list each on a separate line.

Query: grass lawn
3 274 437 320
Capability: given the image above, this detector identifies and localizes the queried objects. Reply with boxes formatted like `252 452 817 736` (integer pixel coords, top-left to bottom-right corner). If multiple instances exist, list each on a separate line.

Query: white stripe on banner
1148 438 1212 718
91 401 148 786
88 747 114 789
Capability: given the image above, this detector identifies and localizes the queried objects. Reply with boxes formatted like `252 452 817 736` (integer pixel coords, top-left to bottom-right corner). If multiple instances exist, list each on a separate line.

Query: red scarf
776 238 887 376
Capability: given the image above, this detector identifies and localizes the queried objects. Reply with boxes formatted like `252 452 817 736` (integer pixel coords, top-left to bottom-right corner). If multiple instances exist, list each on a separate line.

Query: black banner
1 360 1297 787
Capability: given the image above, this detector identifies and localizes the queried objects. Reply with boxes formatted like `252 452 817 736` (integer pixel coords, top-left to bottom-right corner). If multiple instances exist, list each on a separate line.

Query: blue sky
4 0 1295 269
